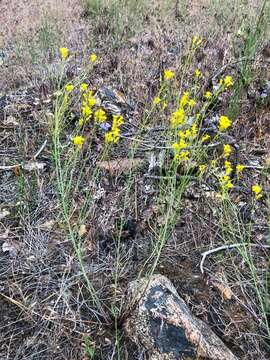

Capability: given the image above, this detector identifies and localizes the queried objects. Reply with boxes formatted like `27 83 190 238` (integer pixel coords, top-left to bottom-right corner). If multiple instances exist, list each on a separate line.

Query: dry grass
0 1 270 359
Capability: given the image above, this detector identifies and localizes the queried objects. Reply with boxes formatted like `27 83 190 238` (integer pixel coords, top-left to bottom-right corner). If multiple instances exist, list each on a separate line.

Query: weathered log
125 275 238 360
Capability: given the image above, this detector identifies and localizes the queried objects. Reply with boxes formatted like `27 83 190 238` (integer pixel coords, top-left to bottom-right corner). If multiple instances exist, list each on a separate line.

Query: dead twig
200 243 270 274
0 139 47 170
33 139 47 159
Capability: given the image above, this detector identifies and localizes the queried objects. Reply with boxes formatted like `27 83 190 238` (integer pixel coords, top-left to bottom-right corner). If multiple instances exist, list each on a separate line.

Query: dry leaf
211 273 233 300
97 158 144 176
79 224 87 237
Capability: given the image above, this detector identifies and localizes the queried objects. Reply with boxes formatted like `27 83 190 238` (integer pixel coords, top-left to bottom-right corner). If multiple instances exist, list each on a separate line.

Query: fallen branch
0 140 47 171
200 243 270 274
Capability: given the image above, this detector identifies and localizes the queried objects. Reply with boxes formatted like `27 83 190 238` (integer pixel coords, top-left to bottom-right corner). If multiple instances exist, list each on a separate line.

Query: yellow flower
236 164 245 173
73 135 85 147
219 175 234 189
88 95 96 107
218 115 232 132
224 75 233 88
226 181 234 189
199 164 206 174
178 129 191 140
179 150 190 161
80 83 88 91
172 143 180 153
153 97 161 105
164 69 175 80
112 115 124 129
60 47 69 60
192 36 202 47
194 69 201 78
188 99 196 108
65 84 74 92
191 123 198 138
105 132 114 143
201 134 210 143
252 185 262 199
204 91 212 99
172 140 187 153
78 118 84 127
219 79 224 86
89 53 97 63
224 160 233 175
223 144 231 158
105 128 120 144
94 109 107 123
179 92 189 108
171 108 186 128
82 106 92 118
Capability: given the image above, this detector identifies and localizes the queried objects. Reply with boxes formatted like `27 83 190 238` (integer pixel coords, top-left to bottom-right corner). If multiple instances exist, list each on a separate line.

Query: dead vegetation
0 1 270 359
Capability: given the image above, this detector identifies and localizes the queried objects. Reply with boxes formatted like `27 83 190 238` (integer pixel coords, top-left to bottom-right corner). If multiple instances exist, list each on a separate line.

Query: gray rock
124 275 238 360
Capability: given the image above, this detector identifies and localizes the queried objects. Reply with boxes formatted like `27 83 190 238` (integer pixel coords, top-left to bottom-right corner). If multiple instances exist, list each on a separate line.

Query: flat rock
124 275 238 360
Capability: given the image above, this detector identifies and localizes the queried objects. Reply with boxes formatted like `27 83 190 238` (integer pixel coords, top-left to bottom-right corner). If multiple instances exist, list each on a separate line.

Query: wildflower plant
49 29 269 351
50 49 128 322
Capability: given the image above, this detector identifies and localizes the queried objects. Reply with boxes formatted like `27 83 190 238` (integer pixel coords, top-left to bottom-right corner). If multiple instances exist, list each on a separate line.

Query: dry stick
0 139 47 170
200 243 270 274
33 139 47 159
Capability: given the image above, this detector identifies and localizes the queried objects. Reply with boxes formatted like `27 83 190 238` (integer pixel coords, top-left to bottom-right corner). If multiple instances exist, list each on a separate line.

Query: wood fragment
200 243 270 274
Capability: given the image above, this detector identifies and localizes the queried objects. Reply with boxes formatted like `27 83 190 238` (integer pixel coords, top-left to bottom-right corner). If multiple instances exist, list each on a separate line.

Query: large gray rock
124 275 238 360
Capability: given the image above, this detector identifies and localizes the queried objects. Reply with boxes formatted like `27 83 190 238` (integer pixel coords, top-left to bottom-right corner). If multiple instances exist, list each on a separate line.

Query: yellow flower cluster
201 134 210 143
171 92 191 128
252 185 262 200
171 90 200 162
171 107 186 128
60 47 69 60
65 84 74 93
219 174 234 190
224 160 233 175
218 115 232 132
94 108 107 123
153 97 161 105
105 115 124 144
204 91 212 99
79 89 97 125
236 164 245 173
219 75 234 89
164 70 175 80
172 126 199 162
73 135 85 148
194 69 201 78
223 144 231 158
224 75 233 88
199 164 206 174
89 53 97 63
219 144 234 191
59 48 98 64
80 83 88 92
